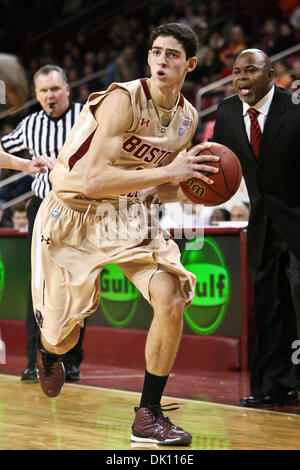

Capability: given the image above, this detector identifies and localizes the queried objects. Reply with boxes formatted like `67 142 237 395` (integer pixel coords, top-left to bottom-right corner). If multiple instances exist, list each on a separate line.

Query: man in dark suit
212 48 300 407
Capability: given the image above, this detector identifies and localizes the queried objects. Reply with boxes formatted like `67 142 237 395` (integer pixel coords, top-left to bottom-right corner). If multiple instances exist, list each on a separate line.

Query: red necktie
247 108 262 158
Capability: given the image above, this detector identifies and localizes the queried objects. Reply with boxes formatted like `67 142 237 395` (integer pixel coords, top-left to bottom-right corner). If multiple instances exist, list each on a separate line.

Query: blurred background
0 0 299 224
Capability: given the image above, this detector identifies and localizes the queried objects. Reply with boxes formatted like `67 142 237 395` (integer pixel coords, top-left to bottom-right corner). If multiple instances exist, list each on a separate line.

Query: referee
0 65 85 382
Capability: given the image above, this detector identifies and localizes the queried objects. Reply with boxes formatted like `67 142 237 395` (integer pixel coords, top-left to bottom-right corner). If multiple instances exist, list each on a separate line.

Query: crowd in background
2 0 300 111
20 0 300 103
0 0 300 227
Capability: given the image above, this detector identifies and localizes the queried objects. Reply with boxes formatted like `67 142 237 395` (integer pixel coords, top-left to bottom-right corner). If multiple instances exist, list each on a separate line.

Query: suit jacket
211 86 300 271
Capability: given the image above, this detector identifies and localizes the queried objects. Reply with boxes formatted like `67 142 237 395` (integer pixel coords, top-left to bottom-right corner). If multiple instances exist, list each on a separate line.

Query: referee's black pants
25 196 86 369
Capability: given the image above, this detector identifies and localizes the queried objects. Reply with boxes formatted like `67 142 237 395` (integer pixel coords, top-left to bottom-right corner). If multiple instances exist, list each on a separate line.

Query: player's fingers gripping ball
180 142 242 206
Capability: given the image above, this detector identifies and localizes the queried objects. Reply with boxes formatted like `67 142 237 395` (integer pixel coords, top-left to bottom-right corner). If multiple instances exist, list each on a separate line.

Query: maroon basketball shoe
131 404 192 446
36 348 65 398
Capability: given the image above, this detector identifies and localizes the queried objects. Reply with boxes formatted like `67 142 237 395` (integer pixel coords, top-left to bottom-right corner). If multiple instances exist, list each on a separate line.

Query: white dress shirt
242 85 275 140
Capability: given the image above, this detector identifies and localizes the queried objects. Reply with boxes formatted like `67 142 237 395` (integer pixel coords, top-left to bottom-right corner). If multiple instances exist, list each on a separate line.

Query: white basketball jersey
50 78 199 204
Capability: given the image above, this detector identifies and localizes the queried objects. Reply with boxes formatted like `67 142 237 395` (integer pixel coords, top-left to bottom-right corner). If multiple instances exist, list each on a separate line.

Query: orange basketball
179 143 242 206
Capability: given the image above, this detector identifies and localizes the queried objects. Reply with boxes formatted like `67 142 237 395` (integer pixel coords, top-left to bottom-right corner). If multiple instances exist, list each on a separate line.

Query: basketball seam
181 145 242 205
201 148 237 198
210 148 242 195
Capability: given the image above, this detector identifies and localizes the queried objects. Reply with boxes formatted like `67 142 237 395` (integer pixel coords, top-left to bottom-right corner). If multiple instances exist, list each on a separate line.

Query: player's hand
140 186 161 207
167 142 219 184
24 155 57 174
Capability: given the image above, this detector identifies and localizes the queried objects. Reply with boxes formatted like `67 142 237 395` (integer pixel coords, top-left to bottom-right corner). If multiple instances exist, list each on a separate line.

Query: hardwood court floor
0 374 300 450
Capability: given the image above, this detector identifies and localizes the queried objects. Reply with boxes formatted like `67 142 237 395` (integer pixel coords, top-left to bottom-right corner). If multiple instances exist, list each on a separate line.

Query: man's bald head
235 48 272 70
232 48 274 106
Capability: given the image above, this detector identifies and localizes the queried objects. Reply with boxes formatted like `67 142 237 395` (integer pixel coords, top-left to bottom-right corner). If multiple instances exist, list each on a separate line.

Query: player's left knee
150 271 186 321
170 294 186 314
170 296 185 323
153 293 185 322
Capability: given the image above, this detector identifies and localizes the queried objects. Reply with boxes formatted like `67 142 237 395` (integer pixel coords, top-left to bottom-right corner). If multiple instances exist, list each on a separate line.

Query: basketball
179 142 242 206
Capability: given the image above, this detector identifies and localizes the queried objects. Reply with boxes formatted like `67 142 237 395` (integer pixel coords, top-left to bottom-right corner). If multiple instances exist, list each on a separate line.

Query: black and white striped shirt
1 102 83 199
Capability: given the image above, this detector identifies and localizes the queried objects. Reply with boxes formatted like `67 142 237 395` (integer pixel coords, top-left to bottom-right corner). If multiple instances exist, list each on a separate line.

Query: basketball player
0 53 29 113
31 23 219 446
0 148 55 174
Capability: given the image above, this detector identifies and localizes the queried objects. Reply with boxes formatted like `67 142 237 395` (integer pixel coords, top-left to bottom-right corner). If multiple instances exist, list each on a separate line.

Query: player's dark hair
33 64 67 86
149 23 199 59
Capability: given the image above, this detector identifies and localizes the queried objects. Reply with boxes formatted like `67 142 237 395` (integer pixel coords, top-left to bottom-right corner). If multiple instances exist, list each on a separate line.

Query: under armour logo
41 235 51 245
141 118 150 127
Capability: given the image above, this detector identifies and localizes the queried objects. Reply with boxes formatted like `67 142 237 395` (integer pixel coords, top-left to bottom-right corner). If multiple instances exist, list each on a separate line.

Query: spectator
229 25 248 54
75 32 90 56
77 83 90 103
62 54 74 74
230 201 250 222
177 3 195 26
260 18 278 54
209 207 231 224
96 51 108 71
62 39 74 55
198 47 223 82
11 203 28 231
82 65 99 92
291 57 300 79
209 31 226 54
270 21 298 54
290 3 300 29
69 45 82 69
220 25 247 61
39 40 55 66
67 67 79 84
111 46 142 85
102 49 119 89
0 124 14 137
209 0 224 22
219 51 235 79
274 59 293 88
84 51 97 72
191 2 208 29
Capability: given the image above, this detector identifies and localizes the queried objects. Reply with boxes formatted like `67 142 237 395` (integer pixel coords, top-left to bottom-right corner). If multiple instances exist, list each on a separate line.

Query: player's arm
156 143 209 202
158 183 186 202
141 183 186 206
83 89 219 199
141 143 211 205
0 142 56 174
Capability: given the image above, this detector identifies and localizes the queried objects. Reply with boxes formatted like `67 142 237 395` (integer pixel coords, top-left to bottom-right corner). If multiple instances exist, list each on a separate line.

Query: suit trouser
25 196 86 368
250 220 300 395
